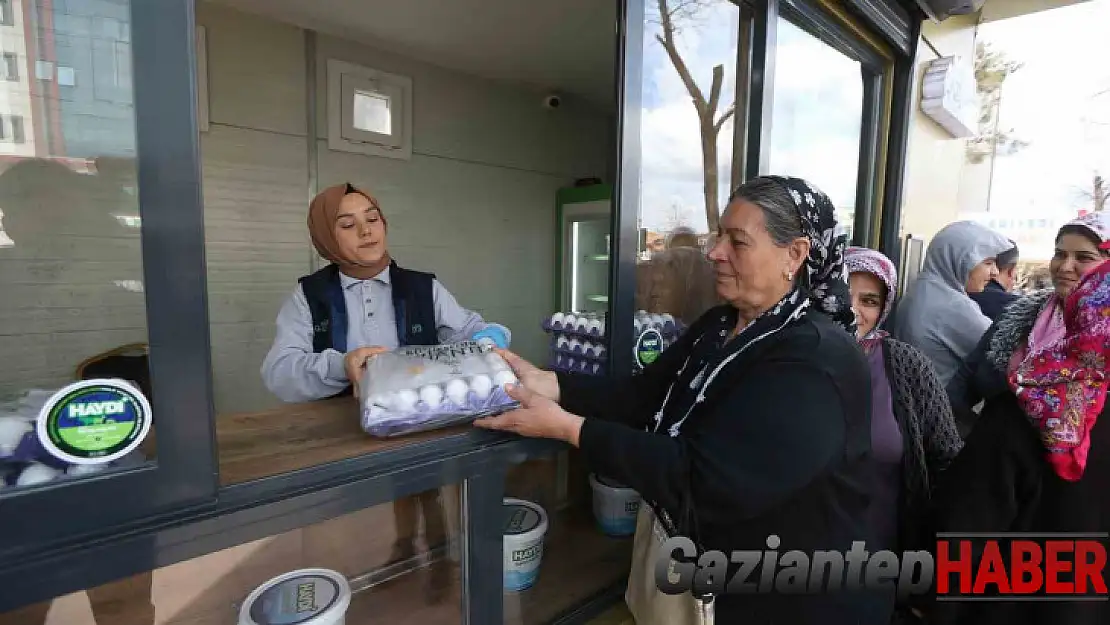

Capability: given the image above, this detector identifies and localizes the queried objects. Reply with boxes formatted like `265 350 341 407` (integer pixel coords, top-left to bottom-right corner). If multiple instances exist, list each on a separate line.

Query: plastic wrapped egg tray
359 341 520 438
541 311 687 376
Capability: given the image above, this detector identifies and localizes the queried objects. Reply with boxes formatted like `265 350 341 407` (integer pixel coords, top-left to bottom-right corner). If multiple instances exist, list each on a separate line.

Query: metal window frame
748 0 896 249
0 0 219 555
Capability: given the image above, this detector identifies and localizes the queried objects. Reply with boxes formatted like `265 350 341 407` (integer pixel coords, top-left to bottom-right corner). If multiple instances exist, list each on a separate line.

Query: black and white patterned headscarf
649 175 857 442
763 175 856 336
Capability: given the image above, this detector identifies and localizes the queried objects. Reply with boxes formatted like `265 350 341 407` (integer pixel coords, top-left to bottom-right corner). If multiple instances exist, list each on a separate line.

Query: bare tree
1086 173 1107 212
664 201 693 231
652 0 735 232
967 42 1029 164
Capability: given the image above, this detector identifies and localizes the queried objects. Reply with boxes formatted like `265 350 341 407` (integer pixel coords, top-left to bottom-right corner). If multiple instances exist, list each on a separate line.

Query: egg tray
540 320 606 339
358 341 522 438
361 386 519 438
540 319 688 341
548 343 609 362
549 355 605 376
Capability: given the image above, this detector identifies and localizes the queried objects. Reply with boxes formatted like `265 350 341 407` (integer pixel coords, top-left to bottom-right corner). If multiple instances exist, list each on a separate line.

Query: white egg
563 314 577 329
556 335 569 350
67 463 108 477
470 375 493 399
0 418 31 456
493 370 518 391
662 313 675 324
445 379 470 405
651 314 664 327
419 384 444 408
588 319 601 334
17 463 61 487
392 389 419 412
485 353 510 372
550 312 565 326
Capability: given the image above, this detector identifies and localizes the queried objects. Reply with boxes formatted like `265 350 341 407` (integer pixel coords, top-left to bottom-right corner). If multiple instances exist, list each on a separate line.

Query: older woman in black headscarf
477 176 889 624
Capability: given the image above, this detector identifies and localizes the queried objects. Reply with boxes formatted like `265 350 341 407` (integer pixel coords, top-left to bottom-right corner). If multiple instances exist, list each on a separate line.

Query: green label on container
634 329 664 369
42 383 148 462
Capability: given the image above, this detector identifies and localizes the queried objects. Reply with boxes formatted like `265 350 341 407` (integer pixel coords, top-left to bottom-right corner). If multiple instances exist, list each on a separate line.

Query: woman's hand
474 383 583 446
494 348 560 402
344 346 389 398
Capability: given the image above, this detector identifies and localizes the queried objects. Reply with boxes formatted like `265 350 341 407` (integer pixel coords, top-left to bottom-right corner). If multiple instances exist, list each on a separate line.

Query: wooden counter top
216 398 472 486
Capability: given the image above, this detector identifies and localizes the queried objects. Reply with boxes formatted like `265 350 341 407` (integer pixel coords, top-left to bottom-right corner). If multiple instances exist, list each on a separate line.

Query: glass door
0 0 216 552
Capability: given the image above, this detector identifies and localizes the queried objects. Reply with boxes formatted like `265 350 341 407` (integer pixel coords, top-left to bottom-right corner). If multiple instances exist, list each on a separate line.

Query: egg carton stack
541 311 687 375
542 312 608 376
0 390 143 491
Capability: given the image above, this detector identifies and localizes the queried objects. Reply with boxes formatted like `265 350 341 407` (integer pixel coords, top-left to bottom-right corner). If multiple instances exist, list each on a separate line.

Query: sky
637 0 866 233
976 0 1110 218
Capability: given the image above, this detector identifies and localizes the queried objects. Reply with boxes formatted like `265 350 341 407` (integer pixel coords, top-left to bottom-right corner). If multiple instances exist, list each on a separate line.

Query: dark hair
1057 225 1109 256
996 244 1020 269
728 178 803 247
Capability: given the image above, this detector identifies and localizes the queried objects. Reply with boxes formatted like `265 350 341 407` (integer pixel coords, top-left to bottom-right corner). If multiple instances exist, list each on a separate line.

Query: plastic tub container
503 498 548 591
239 568 351 625
589 473 641 537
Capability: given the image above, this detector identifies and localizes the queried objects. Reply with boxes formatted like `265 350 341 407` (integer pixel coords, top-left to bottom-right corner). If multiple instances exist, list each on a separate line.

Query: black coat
968 280 1019 322
560 305 894 625
934 293 1110 625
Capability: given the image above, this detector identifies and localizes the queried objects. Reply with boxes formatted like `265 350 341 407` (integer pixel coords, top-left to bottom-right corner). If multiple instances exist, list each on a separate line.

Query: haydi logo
656 533 1109 602
936 533 1108 602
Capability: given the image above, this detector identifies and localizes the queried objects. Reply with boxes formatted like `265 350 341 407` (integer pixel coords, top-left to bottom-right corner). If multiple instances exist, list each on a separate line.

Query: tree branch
707 64 724 116
713 103 736 133
656 0 708 115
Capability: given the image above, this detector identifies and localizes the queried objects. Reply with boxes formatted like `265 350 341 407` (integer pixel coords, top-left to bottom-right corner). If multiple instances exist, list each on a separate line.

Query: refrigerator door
560 199 611 314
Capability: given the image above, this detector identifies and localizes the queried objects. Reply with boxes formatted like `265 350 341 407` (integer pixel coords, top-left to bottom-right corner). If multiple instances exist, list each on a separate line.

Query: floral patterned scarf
845 247 898 354
1008 259 1110 482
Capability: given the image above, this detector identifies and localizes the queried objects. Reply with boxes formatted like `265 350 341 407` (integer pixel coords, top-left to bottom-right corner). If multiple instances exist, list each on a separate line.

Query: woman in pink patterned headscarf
928 214 1110 625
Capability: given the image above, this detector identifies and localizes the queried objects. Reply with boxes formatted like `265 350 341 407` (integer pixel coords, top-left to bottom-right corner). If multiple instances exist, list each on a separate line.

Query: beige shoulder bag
624 503 714 625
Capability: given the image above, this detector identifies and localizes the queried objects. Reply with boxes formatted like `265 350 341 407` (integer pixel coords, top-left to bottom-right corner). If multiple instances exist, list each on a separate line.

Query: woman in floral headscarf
477 177 893 624
930 212 1110 625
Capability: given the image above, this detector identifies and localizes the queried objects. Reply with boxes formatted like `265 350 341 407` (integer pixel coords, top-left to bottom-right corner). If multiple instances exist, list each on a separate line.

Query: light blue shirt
261 267 510 403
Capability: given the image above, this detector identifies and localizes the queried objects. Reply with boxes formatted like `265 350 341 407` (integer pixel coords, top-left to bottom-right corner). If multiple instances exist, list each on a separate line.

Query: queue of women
264 177 1109 625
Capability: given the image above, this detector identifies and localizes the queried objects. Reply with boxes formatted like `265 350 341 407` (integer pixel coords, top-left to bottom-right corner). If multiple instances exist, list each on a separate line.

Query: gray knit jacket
880 337 965 549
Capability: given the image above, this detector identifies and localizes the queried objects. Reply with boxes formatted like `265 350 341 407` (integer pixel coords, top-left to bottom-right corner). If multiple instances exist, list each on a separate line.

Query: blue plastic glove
472 326 509 349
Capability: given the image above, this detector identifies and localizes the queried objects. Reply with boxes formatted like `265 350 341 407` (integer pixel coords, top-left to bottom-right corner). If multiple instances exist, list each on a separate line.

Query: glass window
767 18 864 239
503 450 632 624
632 0 739 337
352 89 392 135
0 0 152 495
0 489 464 625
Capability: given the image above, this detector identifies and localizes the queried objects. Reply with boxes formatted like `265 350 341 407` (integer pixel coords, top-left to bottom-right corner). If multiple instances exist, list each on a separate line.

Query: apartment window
57 65 76 87
35 59 53 81
1 52 17 81
326 58 412 160
10 114 22 143
0 114 25 143
0 0 13 27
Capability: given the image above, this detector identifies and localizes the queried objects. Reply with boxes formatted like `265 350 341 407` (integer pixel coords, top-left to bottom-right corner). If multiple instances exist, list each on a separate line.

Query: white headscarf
892 220 1013 385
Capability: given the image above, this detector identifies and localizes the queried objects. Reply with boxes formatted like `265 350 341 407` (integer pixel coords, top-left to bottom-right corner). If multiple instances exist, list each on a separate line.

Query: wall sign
36 379 152 465
920 55 977 138
634 328 664 370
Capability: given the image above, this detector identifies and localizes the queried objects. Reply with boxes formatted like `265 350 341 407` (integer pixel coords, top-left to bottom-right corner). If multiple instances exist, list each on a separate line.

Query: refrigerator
555 184 612 314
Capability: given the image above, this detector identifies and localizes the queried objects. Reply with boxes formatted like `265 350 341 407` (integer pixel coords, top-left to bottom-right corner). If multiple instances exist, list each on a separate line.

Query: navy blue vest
299 261 439 356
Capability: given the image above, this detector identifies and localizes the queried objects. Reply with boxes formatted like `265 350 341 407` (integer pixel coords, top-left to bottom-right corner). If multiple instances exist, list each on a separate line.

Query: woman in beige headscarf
261 182 510 403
